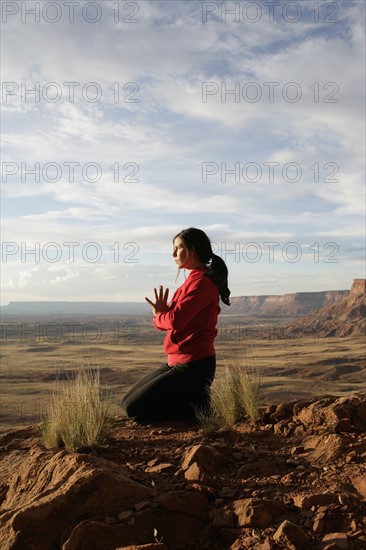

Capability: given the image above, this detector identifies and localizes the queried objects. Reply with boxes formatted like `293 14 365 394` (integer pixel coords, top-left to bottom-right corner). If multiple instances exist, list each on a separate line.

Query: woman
121 227 230 423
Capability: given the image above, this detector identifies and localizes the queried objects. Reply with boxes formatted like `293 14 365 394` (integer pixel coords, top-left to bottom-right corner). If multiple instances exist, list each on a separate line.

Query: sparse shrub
194 405 218 436
40 365 112 452
196 350 262 433
195 366 238 435
234 360 262 423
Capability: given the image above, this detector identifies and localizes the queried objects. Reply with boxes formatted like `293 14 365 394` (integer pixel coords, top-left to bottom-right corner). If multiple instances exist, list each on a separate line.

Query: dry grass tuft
40 364 112 452
234 350 262 423
196 349 262 434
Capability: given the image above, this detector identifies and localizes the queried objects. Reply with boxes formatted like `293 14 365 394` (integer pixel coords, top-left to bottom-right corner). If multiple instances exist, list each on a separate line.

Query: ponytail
206 253 231 306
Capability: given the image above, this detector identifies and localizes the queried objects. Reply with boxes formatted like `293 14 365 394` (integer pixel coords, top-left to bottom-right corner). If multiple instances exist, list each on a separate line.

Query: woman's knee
121 397 139 419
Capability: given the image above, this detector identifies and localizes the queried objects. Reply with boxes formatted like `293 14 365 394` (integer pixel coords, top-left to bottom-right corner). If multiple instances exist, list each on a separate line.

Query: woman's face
172 237 189 268
172 237 197 269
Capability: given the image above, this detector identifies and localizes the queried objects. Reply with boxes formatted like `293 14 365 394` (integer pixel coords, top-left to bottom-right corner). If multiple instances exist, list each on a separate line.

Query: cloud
1 0 364 303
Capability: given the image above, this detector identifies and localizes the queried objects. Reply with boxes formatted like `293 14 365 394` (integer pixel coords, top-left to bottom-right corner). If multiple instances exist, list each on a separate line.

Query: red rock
294 493 339 510
335 419 353 433
135 501 151 512
312 505 352 536
118 511 134 521
116 545 167 550
229 536 261 549
1 393 365 550
337 493 361 508
211 505 237 528
354 401 366 428
144 463 175 473
295 396 359 431
0 449 152 550
157 490 208 519
236 460 285 478
190 482 215 497
63 508 206 549
345 451 357 463
303 434 350 464
291 446 305 455
273 520 307 549
322 532 349 549
181 443 225 471
350 475 366 499
232 498 286 528
181 444 225 485
184 461 213 484
270 402 294 422
313 516 326 534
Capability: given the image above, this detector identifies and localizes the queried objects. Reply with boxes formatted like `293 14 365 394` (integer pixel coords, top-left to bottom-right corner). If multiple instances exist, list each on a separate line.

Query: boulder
232 498 286 528
181 443 225 471
115 545 167 550
303 434 351 464
273 520 307 549
0 449 152 550
294 493 339 511
295 396 361 431
157 490 208 519
322 532 349 549
62 508 206 550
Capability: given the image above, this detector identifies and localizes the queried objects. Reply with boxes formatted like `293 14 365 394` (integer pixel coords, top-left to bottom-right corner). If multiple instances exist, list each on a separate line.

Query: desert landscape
0 280 365 549
0 328 365 429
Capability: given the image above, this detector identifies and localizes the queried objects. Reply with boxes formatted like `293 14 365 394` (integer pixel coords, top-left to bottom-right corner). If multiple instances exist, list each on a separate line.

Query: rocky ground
0 393 365 550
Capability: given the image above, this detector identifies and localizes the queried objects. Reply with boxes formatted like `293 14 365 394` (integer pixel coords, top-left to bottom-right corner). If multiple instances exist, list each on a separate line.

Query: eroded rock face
0 449 152 549
0 393 365 549
286 279 366 337
265 394 366 436
350 279 366 296
273 520 307 549
225 289 350 317
232 498 287 528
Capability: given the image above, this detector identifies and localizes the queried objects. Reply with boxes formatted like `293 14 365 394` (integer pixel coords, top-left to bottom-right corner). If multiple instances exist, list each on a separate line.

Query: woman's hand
145 285 170 317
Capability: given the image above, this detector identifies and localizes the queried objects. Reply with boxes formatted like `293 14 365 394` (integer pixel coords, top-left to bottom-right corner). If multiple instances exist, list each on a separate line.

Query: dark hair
174 227 231 306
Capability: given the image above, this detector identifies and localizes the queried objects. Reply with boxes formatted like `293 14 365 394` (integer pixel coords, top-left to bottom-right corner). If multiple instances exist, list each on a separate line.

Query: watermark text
202 161 339 184
211 241 339 263
1 81 139 104
1 1 140 24
1 161 139 184
202 2 339 24
202 81 339 103
1 241 140 264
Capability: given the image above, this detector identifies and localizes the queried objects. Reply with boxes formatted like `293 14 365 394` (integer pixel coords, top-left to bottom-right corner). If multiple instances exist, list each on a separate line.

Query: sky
1 0 365 305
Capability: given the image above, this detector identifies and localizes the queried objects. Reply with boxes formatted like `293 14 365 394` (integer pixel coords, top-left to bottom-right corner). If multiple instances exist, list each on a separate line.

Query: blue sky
1 0 365 305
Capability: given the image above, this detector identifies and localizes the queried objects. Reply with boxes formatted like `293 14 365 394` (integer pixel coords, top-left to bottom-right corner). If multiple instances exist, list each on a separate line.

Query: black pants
121 356 216 423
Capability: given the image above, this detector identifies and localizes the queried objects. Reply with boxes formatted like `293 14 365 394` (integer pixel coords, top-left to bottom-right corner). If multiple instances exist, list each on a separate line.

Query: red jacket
153 267 220 365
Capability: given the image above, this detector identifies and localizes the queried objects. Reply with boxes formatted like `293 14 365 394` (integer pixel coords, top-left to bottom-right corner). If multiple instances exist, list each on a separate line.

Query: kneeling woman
121 227 230 423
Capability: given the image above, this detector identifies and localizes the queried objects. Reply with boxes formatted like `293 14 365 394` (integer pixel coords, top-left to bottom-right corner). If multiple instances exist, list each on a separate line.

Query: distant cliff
350 278 366 296
222 289 349 318
1 284 360 319
286 279 365 337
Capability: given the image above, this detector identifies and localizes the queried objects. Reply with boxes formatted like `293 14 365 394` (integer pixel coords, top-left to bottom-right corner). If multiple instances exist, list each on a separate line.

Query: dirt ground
0 393 365 549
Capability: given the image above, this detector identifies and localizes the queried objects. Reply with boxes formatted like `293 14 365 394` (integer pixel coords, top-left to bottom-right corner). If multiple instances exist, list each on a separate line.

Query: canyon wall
286 279 365 337
224 289 349 318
